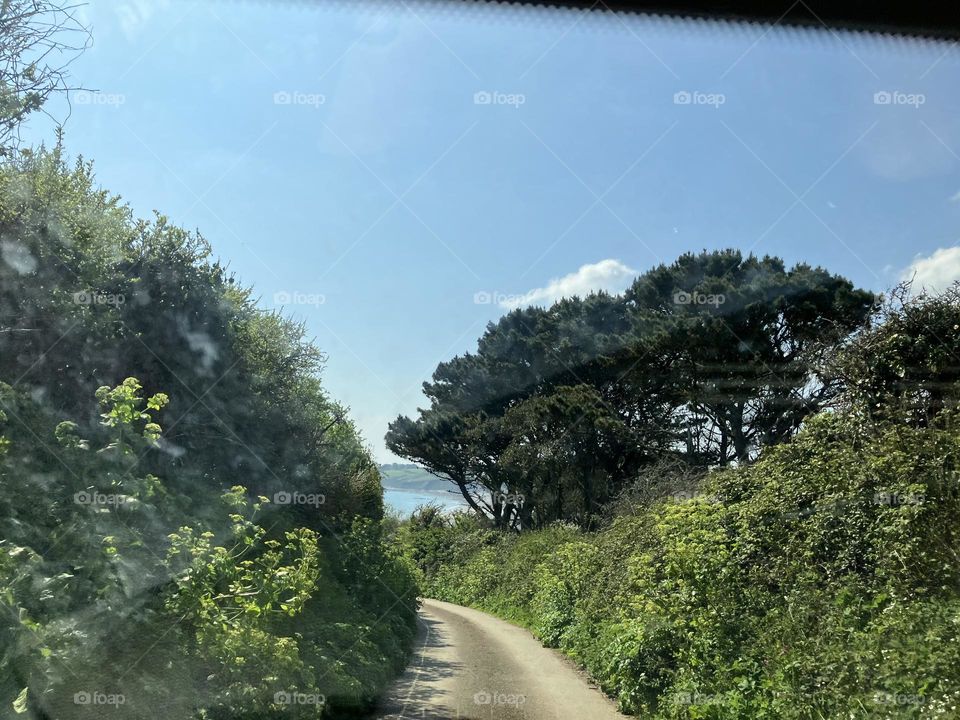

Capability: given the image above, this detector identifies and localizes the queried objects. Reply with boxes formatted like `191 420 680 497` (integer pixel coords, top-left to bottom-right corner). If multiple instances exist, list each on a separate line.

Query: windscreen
1 2 959 719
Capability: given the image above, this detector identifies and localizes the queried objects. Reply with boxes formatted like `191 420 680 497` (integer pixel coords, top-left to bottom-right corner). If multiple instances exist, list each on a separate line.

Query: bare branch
0 0 91 156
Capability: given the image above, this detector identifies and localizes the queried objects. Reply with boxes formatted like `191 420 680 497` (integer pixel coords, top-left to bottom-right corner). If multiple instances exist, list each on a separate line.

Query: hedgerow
0 152 419 719
409 411 960 718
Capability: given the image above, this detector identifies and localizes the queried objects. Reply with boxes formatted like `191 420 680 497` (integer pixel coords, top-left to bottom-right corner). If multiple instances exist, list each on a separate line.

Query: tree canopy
387 249 876 530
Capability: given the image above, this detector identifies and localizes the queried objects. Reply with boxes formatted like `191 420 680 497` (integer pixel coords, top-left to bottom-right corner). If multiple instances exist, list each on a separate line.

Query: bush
408 408 960 718
0 150 420 719
0 378 420 719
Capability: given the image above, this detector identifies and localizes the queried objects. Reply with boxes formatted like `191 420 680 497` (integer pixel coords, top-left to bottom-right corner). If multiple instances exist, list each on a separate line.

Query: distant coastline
380 463 466 514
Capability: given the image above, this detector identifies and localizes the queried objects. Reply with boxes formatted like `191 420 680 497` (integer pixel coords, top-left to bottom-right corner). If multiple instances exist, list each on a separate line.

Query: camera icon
473 291 492 305
874 491 894 506
273 291 291 305
273 691 291 705
74 491 92 505
73 692 91 705
273 491 292 505
873 90 892 105
673 90 692 105
673 291 691 305
273 91 292 105
473 91 492 105
473 691 492 705
72 291 92 305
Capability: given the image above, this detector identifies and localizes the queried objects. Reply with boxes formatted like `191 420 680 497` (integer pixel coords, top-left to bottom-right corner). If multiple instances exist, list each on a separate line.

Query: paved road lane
370 599 628 720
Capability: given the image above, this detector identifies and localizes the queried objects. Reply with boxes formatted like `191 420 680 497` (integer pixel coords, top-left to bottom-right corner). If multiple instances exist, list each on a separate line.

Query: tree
389 250 875 528
0 0 90 154
387 293 681 529
627 250 877 464
0 150 419 717
385 411 486 516
0 150 376 536
832 283 960 427
500 384 652 529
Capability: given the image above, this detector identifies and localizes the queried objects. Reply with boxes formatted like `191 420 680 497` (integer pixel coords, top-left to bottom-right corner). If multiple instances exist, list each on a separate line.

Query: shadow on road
368 613 485 720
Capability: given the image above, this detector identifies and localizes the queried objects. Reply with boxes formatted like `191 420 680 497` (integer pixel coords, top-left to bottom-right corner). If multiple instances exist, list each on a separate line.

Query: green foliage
406 405 960 718
0 150 419 718
0 149 374 528
387 250 877 530
163 490 324 718
833 285 960 426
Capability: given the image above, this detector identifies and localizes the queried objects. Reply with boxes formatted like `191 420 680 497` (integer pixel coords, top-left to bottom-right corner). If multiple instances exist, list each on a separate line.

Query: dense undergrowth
0 150 419 719
404 406 960 718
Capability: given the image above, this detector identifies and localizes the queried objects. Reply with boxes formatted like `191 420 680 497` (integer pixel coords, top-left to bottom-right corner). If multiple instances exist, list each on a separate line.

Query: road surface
369 599 628 719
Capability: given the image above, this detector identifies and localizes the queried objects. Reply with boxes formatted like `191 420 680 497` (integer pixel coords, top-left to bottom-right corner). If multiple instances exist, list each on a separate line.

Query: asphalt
369 598 628 720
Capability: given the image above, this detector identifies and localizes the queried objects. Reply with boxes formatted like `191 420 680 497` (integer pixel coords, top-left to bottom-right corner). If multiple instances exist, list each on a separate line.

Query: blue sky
25 1 960 461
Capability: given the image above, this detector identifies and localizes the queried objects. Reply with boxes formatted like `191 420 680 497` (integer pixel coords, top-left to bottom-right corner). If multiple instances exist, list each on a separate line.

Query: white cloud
500 259 637 310
901 246 960 293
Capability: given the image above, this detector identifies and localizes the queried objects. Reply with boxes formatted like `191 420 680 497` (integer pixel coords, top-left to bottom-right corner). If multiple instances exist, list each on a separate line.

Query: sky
23 0 960 461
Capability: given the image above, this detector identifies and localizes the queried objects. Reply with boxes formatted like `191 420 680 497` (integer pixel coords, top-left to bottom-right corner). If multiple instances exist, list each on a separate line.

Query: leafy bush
0 150 419 719
409 408 960 718
0 378 418 719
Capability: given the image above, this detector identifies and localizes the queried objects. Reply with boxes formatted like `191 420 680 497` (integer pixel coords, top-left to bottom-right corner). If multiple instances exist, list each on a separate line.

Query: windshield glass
2 2 959 719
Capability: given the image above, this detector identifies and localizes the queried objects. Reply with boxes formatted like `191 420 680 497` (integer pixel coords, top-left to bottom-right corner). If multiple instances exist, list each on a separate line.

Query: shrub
406 407 960 717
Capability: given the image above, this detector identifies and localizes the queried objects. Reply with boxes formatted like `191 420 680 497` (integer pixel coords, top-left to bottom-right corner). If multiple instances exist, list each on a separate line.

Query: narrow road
370 599 628 720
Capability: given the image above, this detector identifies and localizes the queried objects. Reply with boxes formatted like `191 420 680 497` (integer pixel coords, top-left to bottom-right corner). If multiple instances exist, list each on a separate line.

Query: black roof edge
461 0 960 41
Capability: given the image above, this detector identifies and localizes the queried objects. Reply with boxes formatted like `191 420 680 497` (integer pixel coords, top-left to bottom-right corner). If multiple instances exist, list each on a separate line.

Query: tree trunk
731 402 749 462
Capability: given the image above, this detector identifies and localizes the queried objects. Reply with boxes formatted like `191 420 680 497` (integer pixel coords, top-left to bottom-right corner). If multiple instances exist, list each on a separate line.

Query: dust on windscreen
2 2 959 719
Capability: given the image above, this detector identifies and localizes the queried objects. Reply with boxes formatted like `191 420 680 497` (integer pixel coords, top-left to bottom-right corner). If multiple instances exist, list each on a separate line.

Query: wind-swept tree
389 249 876 528
500 384 654 529
387 293 680 529
627 250 877 464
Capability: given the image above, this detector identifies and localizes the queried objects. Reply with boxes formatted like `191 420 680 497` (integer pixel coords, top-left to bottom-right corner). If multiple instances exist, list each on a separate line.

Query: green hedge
0 151 420 719
411 412 960 718
0 379 420 719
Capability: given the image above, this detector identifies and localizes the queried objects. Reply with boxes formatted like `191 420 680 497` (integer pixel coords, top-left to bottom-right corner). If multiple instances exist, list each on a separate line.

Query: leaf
12 687 28 714
147 393 169 411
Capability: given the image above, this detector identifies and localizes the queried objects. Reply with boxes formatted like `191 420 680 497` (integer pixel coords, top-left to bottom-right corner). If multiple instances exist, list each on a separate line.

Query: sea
383 488 466 516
